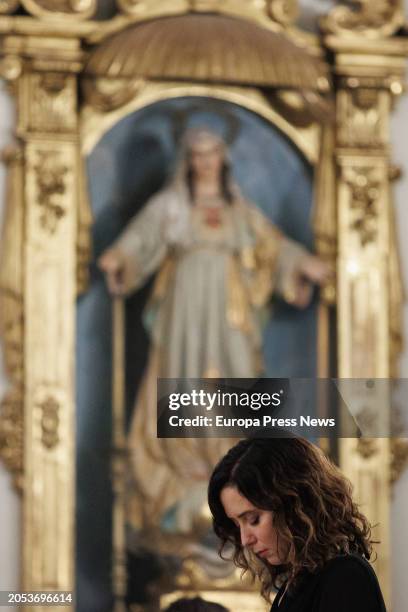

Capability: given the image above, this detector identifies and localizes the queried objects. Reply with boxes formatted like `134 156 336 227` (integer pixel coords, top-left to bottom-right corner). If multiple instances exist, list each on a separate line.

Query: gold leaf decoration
0 146 25 491
85 14 330 91
0 0 20 14
33 151 68 234
268 0 299 26
322 0 404 38
21 0 96 19
343 167 381 246
38 396 60 449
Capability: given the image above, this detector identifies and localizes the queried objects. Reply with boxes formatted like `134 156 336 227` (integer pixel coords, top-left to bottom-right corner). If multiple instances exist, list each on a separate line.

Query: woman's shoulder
316 554 386 610
321 553 378 581
270 555 385 612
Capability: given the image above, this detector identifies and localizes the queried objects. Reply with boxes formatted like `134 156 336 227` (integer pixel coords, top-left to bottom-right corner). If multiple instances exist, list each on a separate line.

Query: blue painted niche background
76 97 317 611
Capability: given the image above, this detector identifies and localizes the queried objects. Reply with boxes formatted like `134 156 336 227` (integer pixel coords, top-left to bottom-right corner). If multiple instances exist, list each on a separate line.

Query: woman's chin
264 554 281 565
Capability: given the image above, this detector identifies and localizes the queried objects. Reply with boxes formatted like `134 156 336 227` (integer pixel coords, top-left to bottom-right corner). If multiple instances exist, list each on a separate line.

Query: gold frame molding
0 1 407 610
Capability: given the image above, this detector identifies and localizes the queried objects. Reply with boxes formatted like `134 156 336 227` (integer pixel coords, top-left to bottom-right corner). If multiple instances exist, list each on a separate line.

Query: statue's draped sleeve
275 235 313 305
110 193 168 295
243 202 313 308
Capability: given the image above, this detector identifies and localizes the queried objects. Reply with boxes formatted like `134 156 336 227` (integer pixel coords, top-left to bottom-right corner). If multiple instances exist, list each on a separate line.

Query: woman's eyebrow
237 509 256 519
226 509 253 521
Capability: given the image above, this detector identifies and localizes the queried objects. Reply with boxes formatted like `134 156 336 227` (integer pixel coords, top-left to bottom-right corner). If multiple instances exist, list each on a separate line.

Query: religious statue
98 128 330 547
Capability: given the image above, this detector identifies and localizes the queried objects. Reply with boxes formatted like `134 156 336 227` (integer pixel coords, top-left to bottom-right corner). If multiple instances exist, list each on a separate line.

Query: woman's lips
256 549 269 558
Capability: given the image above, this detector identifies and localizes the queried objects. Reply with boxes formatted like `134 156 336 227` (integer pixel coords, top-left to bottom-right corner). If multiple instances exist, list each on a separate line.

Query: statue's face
189 140 225 183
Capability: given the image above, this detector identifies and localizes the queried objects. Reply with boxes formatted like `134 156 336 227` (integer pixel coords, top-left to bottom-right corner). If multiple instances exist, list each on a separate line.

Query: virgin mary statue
99 128 329 540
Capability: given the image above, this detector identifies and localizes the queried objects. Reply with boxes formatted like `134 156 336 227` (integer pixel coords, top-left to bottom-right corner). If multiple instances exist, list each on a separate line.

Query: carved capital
26 73 77 134
322 0 404 38
337 88 386 149
338 76 405 96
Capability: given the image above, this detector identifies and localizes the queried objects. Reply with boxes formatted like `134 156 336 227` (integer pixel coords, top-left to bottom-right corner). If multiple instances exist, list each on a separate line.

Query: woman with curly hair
207 437 386 611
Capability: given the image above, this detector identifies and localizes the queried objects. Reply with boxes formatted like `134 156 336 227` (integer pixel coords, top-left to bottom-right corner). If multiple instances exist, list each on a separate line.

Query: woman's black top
270 554 386 612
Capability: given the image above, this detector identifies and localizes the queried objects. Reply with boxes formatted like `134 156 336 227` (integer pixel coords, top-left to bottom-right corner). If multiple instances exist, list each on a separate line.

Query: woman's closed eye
249 515 260 526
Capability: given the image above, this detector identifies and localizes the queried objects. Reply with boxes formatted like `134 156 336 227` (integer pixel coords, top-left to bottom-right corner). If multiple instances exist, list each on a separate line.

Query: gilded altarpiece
0 1 407 611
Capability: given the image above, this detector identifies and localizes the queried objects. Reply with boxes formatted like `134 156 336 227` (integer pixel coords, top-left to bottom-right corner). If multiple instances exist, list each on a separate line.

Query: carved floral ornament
32 150 68 234
38 395 60 449
322 0 405 38
343 167 381 246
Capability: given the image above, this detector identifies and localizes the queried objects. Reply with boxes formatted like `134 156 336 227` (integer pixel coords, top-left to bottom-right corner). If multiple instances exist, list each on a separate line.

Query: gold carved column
22 73 78 603
0 8 91 607
323 1 408 605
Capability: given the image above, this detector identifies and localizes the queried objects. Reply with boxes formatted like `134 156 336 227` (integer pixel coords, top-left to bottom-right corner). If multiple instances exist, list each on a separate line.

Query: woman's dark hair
164 597 229 612
186 159 234 204
208 437 373 600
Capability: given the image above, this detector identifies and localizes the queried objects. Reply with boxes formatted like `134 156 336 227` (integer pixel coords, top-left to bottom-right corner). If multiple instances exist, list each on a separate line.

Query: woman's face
220 485 287 566
189 140 225 183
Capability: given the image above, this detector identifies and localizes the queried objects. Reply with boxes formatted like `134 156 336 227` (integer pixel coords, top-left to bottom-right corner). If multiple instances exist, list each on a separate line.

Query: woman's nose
240 526 256 547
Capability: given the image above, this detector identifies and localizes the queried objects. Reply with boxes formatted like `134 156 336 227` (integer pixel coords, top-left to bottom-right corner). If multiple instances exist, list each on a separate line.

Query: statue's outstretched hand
98 248 127 295
300 254 333 286
288 255 333 309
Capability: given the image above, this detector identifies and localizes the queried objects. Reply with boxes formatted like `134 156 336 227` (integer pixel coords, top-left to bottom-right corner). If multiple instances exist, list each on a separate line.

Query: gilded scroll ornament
33 151 68 234
266 90 333 128
21 0 96 19
115 0 299 28
0 55 22 82
38 396 60 449
343 167 380 246
268 0 299 26
82 77 144 112
322 0 404 37
0 0 19 13
116 0 140 13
